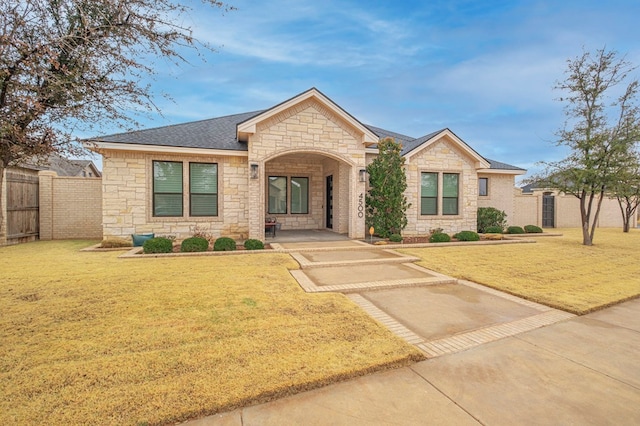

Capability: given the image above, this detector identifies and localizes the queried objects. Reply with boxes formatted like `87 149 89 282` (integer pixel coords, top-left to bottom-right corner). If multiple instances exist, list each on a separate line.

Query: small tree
366 137 410 237
537 47 640 245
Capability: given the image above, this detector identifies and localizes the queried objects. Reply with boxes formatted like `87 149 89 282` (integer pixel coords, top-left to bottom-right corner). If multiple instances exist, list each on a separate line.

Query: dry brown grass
0 241 423 425
400 228 640 315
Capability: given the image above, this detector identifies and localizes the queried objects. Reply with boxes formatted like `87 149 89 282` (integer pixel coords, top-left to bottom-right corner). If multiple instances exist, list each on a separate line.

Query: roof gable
403 128 491 169
236 88 378 146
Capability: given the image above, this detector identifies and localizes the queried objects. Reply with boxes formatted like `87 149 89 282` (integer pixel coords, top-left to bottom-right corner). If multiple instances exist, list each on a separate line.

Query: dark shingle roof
91 104 524 172
484 158 526 171
94 110 264 151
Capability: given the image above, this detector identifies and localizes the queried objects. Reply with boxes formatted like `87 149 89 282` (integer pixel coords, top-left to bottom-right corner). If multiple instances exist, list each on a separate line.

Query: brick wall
39 171 102 239
477 173 517 223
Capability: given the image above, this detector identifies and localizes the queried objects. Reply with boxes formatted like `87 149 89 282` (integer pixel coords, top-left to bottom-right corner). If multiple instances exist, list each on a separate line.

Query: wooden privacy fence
6 170 39 243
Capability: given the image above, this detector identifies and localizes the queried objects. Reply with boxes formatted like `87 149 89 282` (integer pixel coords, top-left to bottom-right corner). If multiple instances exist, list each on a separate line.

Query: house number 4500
357 193 364 218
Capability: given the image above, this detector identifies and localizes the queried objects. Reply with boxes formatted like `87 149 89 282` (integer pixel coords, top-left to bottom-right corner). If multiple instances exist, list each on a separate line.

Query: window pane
291 177 308 214
443 198 458 215
421 197 437 215
479 177 488 196
154 194 183 216
268 176 287 214
421 172 437 197
190 163 217 194
191 194 218 216
443 173 459 197
153 161 183 216
154 161 182 193
190 163 218 216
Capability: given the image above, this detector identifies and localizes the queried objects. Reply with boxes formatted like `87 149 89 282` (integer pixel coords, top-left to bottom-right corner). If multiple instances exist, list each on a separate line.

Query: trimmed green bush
244 239 265 250
181 236 209 252
506 226 525 234
213 237 237 251
477 207 507 233
429 232 451 243
389 234 403 243
454 231 480 241
524 225 543 233
484 225 503 234
143 237 173 254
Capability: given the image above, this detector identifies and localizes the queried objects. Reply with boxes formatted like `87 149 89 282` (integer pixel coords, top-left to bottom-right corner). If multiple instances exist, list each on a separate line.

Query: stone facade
101 150 249 240
404 138 479 235
246 99 368 240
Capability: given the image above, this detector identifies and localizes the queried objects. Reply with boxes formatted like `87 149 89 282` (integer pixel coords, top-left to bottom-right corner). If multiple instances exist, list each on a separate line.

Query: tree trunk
579 192 593 246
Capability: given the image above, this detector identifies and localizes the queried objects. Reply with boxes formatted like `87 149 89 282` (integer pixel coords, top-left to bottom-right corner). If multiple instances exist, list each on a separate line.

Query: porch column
350 166 366 239
247 161 265 241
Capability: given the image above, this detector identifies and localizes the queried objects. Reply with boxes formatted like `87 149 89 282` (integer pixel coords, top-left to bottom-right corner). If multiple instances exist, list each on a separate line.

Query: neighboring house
86 88 525 241
24 154 102 178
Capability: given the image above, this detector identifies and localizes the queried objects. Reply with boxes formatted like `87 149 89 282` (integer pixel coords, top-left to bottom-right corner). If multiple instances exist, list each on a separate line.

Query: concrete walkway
185 242 640 425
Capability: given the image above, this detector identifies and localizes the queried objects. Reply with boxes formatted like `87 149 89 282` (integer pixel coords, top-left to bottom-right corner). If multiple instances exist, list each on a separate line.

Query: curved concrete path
185 242 640 425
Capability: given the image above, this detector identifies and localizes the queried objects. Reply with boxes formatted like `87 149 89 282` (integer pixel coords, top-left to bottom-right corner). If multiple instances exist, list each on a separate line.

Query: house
24 154 102 177
86 88 525 241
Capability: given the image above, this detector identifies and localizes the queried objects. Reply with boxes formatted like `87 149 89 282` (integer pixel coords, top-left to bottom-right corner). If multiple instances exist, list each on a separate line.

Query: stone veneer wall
477 173 517 225
101 150 249 240
247 99 367 239
404 138 478 235
265 158 324 229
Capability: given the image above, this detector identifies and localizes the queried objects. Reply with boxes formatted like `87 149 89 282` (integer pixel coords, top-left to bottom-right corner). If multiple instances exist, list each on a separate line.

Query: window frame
420 172 438 215
189 162 219 217
290 176 309 214
152 160 184 217
479 177 489 197
442 173 459 215
267 176 288 214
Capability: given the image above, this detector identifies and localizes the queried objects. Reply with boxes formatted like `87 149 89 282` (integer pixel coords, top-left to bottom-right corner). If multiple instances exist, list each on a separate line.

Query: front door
542 193 555 228
326 175 333 229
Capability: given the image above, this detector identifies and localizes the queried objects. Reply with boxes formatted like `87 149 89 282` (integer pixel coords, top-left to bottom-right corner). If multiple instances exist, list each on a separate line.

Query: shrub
389 234 403 243
454 231 480 241
244 239 265 250
484 225 503 234
190 224 215 243
181 236 209 252
477 207 507 233
213 237 237 251
506 226 525 234
143 237 173 254
524 225 543 233
429 232 451 243
100 237 132 248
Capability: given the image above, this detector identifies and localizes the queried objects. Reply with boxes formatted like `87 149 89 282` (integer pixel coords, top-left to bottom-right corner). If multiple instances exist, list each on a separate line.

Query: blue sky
89 0 640 182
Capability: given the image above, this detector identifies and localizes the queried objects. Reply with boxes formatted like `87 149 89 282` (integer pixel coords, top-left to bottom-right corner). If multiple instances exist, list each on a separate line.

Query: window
479 177 488 196
190 163 218 216
153 161 183 216
420 172 438 215
443 173 459 215
268 176 287 214
291 177 309 214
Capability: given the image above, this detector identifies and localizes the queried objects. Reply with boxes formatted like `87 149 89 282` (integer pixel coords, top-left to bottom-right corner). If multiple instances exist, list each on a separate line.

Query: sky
86 0 640 182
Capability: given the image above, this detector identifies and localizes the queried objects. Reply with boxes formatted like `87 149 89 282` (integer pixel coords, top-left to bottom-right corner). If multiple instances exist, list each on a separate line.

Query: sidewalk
186 298 640 425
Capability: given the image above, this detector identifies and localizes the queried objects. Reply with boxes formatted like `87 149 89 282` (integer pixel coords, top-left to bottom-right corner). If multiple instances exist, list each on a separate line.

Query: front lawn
0 241 422 425
400 228 640 315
